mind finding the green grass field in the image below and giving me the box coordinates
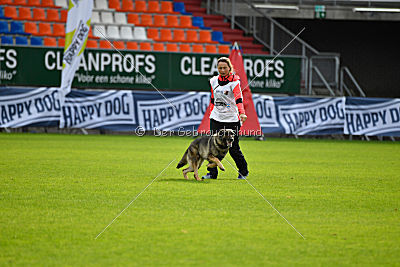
[0,133,399,266]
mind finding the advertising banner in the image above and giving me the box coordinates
[135,91,209,131]
[344,97,400,136]
[60,0,93,99]
[0,87,60,128]
[275,97,345,135]
[0,46,302,94]
[1,87,399,137]
[252,94,281,133]
[61,90,135,130]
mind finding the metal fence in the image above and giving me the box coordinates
[206,0,367,96]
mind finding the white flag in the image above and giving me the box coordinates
[60,0,93,102]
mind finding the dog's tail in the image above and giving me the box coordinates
[176,149,188,169]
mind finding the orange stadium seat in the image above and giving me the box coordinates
[60,9,67,22]
[58,38,64,47]
[218,45,230,54]
[86,39,98,48]
[139,14,152,26]
[192,44,204,53]
[38,22,52,35]
[134,0,147,12]
[52,23,65,36]
[179,16,193,28]
[166,15,179,27]
[139,42,152,51]
[113,41,125,49]
[146,28,158,40]
[13,0,27,5]
[198,31,214,43]
[0,0,13,4]
[44,37,57,46]
[18,7,33,20]
[160,1,175,14]
[147,1,159,13]
[159,29,172,42]
[27,0,40,6]
[205,45,217,53]
[109,0,120,10]
[99,40,111,49]
[46,9,60,21]
[24,21,38,34]
[33,8,46,21]
[166,43,178,52]
[4,6,18,19]
[127,13,139,24]
[153,43,165,51]
[179,43,191,52]
[153,15,165,27]
[126,41,138,50]
[185,30,198,42]
[121,0,133,11]
[172,29,185,42]
[41,0,57,8]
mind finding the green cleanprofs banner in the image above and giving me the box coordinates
[0,46,301,94]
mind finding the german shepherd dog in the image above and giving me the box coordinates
[176,129,235,180]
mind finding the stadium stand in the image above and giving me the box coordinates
[30,36,43,45]
[1,34,13,44]
[126,40,138,49]
[57,37,63,46]
[10,21,29,34]
[0,0,256,54]
[43,36,56,46]
[179,43,191,52]
[166,42,178,52]
[15,35,28,44]
[139,42,151,50]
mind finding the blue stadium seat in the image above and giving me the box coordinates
[16,36,28,45]
[0,21,9,34]
[30,36,43,46]
[0,6,11,20]
[173,2,191,15]
[212,31,231,44]
[192,17,211,30]
[1,36,14,45]
[10,21,30,35]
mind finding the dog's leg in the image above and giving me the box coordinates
[182,168,189,179]
[193,159,203,181]
[182,163,194,180]
[208,155,225,171]
[193,165,201,181]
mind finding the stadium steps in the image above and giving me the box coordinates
[174,0,269,55]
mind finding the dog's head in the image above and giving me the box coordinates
[217,129,235,148]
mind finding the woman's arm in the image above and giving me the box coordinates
[233,82,247,123]
[233,82,245,115]
[210,82,215,112]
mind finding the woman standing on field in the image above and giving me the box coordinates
[202,57,249,180]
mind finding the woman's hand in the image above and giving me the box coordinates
[239,114,247,123]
